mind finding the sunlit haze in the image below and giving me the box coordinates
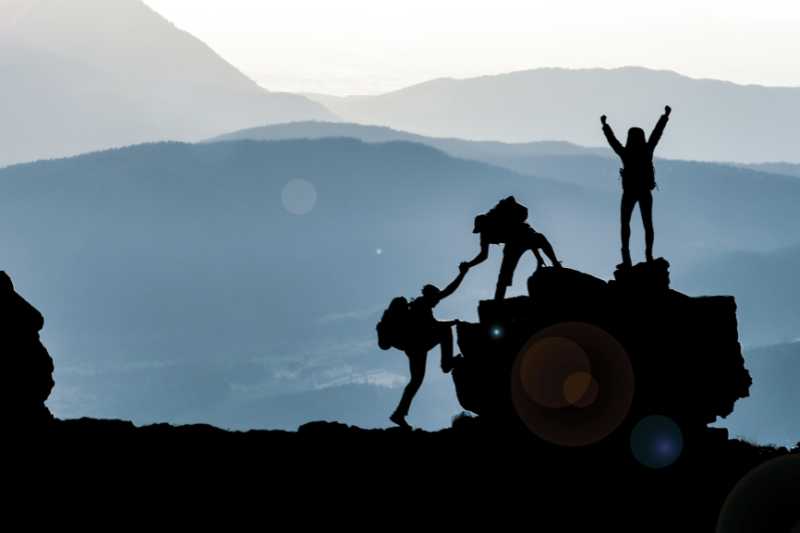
[142,0,800,95]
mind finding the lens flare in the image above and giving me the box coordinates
[563,371,599,408]
[281,178,317,215]
[717,454,800,533]
[630,415,683,469]
[511,322,634,447]
[519,336,590,409]
[490,325,504,339]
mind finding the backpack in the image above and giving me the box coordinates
[376,297,411,351]
[482,196,529,241]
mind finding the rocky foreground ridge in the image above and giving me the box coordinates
[3,269,797,530]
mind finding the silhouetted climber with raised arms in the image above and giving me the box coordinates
[377,262,470,429]
[466,196,562,300]
[601,106,671,267]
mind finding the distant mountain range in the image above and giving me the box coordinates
[209,121,611,160]
[211,121,800,346]
[2,137,799,437]
[5,1,799,171]
[674,245,800,347]
[306,67,800,163]
[0,0,333,167]
[4,2,798,170]
[739,162,800,179]
[718,342,800,447]
[212,121,800,182]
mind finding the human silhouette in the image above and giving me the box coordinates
[383,263,470,429]
[466,196,561,300]
[601,106,671,267]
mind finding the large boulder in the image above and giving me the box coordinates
[453,260,751,441]
[0,272,54,426]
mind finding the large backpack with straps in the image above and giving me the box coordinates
[482,196,529,241]
[376,296,412,351]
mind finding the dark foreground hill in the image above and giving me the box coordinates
[6,268,799,529]
[27,417,798,531]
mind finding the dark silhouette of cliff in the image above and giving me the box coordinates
[1,272,54,426]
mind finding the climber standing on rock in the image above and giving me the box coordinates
[601,105,671,268]
[377,263,470,429]
[466,196,562,301]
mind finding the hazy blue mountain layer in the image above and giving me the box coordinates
[1,138,797,440]
[307,67,800,163]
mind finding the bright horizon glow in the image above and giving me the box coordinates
[141,0,800,96]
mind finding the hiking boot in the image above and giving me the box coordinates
[390,412,412,430]
[619,248,633,269]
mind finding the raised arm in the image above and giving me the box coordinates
[601,115,624,157]
[648,105,671,150]
[437,263,469,302]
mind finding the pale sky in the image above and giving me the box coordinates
[143,0,800,96]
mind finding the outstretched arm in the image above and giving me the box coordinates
[437,263,469,302]
[466,235,490,268]
[648,105,671,150]
[601,115,624,157]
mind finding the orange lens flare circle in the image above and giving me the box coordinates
[511,322,634,447]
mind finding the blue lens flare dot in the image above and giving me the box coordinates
[490,325,504,339]
[630,415,684,469]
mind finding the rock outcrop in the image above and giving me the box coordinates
[0,272,54,426]
[453,259,752,442]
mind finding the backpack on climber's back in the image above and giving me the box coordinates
[480,196,529,241]
[377,297,411,351]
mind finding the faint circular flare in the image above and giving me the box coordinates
[563,371,599,408]
[281,178,317,215]
[630,415,683,468]
[717,455,800,533]
[519,336,591,408]
[511,322,634,447]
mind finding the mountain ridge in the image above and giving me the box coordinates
[305,66,800,163]
[0,0,335,167]
[2,137,798,439]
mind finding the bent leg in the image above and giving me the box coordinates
[640,191,654,261]
[393,351,427,419]
[620,192,637,265]
[435,323,454,372]
[496,245,524,300]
